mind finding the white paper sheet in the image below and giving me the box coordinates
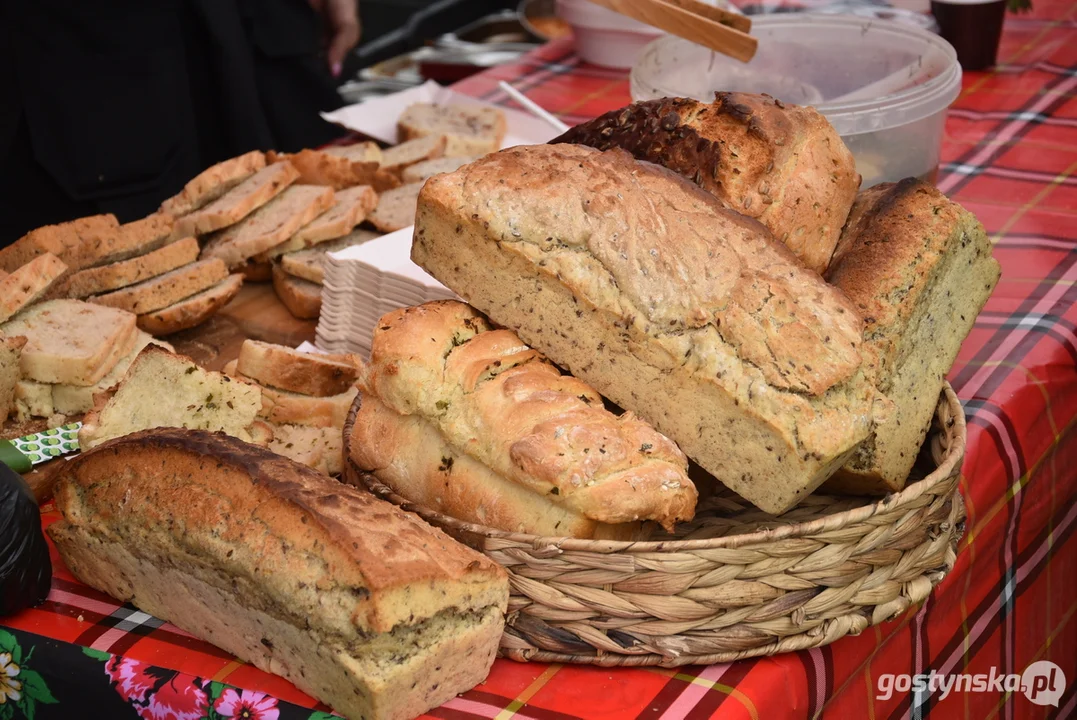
[321,80,561,148]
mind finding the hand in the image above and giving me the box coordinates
[309,0,361,77]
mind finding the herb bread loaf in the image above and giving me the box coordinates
[823,179,1001,493]
[49,429,509,720]
[347,300,696,537]
[413,144,877,514]
[554,93,860,274]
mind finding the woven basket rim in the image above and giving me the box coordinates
[343,382,965,553]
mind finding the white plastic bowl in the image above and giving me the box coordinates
[556,0,664,69]
[630,15,961,186]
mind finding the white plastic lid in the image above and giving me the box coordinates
[631,15,961,136]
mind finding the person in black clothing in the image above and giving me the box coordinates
[0,0,361,248]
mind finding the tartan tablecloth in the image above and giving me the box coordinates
[3,2,1076,719]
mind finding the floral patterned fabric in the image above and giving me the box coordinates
[0,628,336,720]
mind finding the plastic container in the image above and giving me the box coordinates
[555,0,664,69]
[630,15,961,187]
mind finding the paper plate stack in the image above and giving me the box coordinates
[315,227,457,356]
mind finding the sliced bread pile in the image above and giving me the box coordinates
[1,204,243,336]
[267,103,499,320]
[0,298,175,425]
[223,339,362,475]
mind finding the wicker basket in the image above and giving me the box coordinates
[343,383,966,667]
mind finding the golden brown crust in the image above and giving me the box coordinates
[237,339,362,397]
[52,427,507,634]
[554,93,860,274]
[136,274,244,336]
[268,149,400,192]
[58,237,201,298]
[0,253,69,323]
[363,300,696,531]
[272,263,321,319]
[0,214,119,273]
[161,151,267,217]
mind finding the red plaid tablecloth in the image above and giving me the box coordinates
[4,2,1076,719]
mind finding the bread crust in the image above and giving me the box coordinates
[73,212,175,270]
[0,214,118,273]
[361,300,696,531]
[136,274,244,336]
[0,253,69,323]
[59,237,200,299]
[161,150,267,217]
[49,427,508,720]
[554,93,860,274]
[413,144,875,514]
[90,258,228,315]
[272,263,321,319]
[267,149,400,192]
[823,179,1001,492]
[175,163,299,238]
[237,339,362,397]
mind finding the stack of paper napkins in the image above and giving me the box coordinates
[316,227,457,357]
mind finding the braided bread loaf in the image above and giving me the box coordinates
[346,300,697,538]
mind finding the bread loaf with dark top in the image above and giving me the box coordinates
[554,93,860,274]
[413,144,877,514]
[50,429,509,720]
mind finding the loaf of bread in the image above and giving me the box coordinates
[347,300,696,537]
[78,346,266,450]
[49,428,509,720]
[554,93,860,274]
[823,179,1001,493]
[413,145,877,515]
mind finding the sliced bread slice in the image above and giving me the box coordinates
[73,212,175,270]
[401,155,480,183]
[161,150,267,217]
[378,135,447,175]
[256,381,357,429]
[174,162,299,238]
[258,185,377,260]
[236,339,362,396]
[89,258,228,315]
[0,253,69,323]
[322,141,383,164]
[201,185,336,268]
[368,182,424,232]
[1,299,137,385]
[137,274,244,336]
[78,345,264,450]
[271,263,321,319]
[0,334,27,423]
[267,422,344,475]
[267,149,400,192]
[52,331,173,415]
[280,229,380,284]
[398,103,505,157]
[14,379,53,421]
[0,214,118,273]
[59,236,200,299]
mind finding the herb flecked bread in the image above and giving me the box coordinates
[554,93,860,274]
[346,300,696,538]
[49,428,509,720]
[413,144,877,515]
[78,346,266,450]
[823,179,1001,493]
